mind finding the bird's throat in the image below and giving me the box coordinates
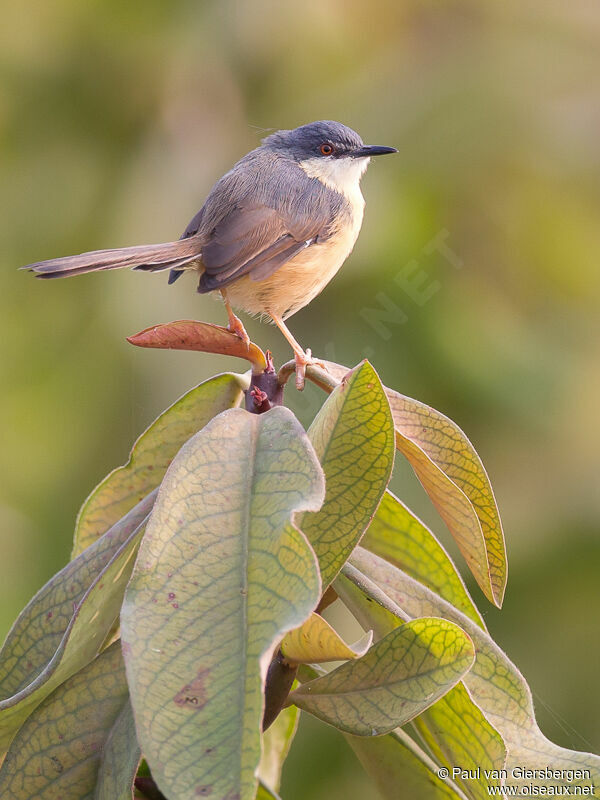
[298,156,368,205]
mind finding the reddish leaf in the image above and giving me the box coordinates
[127,320,267,374]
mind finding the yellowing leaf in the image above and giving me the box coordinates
[363,491,485,629]
[0,505,148,751]
[121,407,324,800]
[289,618,475,736]
[415,682,506,800]
[309,361,507,607]
[280,612,372,664]
[346,729,465,800]
[72,372,246,556]
[0,643,138,800]
[385,388,506,608]
[299,360,395,589]
[256,780,282,799]
[342,549,600,792]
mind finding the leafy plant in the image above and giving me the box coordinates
[0,320,597,800]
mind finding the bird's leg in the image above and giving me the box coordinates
[220,290,250,347]
[270,313,323,390]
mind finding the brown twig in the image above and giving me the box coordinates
[134,776,169,800]
[262,648,298,731]
[245,351,284,414]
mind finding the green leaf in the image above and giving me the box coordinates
[95,699,141,800]
[121,407,324,800]
[0,508,147,753]
[299,360,395,589]
[313,362,507,607]
[346,728,465,800]
[414,683,506,800]
[280,613,372,664]
[342,549,600,791]
[288,618,475,736]
[258,703,298,793]
[0,493,153,702]
[363,491,485,629]
[0,642,138,799]
[256,780,282,799]
[72,372,246,556]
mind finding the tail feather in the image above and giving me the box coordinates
[21,238,202,280]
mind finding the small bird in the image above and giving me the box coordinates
[22,120,396,382]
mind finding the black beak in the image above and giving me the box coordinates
[351,144,398,158]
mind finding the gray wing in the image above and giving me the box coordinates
[197,202,327,293]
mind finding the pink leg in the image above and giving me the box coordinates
[221,290,250,348]
[269,312,323,390]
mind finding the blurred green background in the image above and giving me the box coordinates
[1,1,599,796]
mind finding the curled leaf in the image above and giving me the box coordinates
[280,612,372,664]
[127,319,267,373]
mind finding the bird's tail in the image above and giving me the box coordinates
[21,238,202,279]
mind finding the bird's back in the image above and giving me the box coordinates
[189,146,348,242]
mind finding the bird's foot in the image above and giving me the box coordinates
[226,312,251,349]
[294,348,327,390]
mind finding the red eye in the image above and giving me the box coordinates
[320,143,334,156]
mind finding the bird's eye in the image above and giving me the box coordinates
[320,143,334,156]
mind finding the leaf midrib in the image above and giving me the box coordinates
[237,413,261,790]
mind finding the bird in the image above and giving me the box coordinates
[21,120,396,384]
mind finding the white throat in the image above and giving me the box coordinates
[299,156,369,203]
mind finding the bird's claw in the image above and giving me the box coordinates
[294,348,327,390]
[227,316,251,348]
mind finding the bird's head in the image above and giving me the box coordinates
[262,120,397,196]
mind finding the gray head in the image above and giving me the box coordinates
[262,120,397,162]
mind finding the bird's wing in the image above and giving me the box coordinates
[197,202,330,293]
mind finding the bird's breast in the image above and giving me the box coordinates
[225,197,364,320]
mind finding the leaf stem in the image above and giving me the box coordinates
[305,364,339,393]
[277,361,340,394]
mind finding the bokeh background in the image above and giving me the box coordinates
[1,1,599,797]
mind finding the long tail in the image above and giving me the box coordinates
[21,237,202,279]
